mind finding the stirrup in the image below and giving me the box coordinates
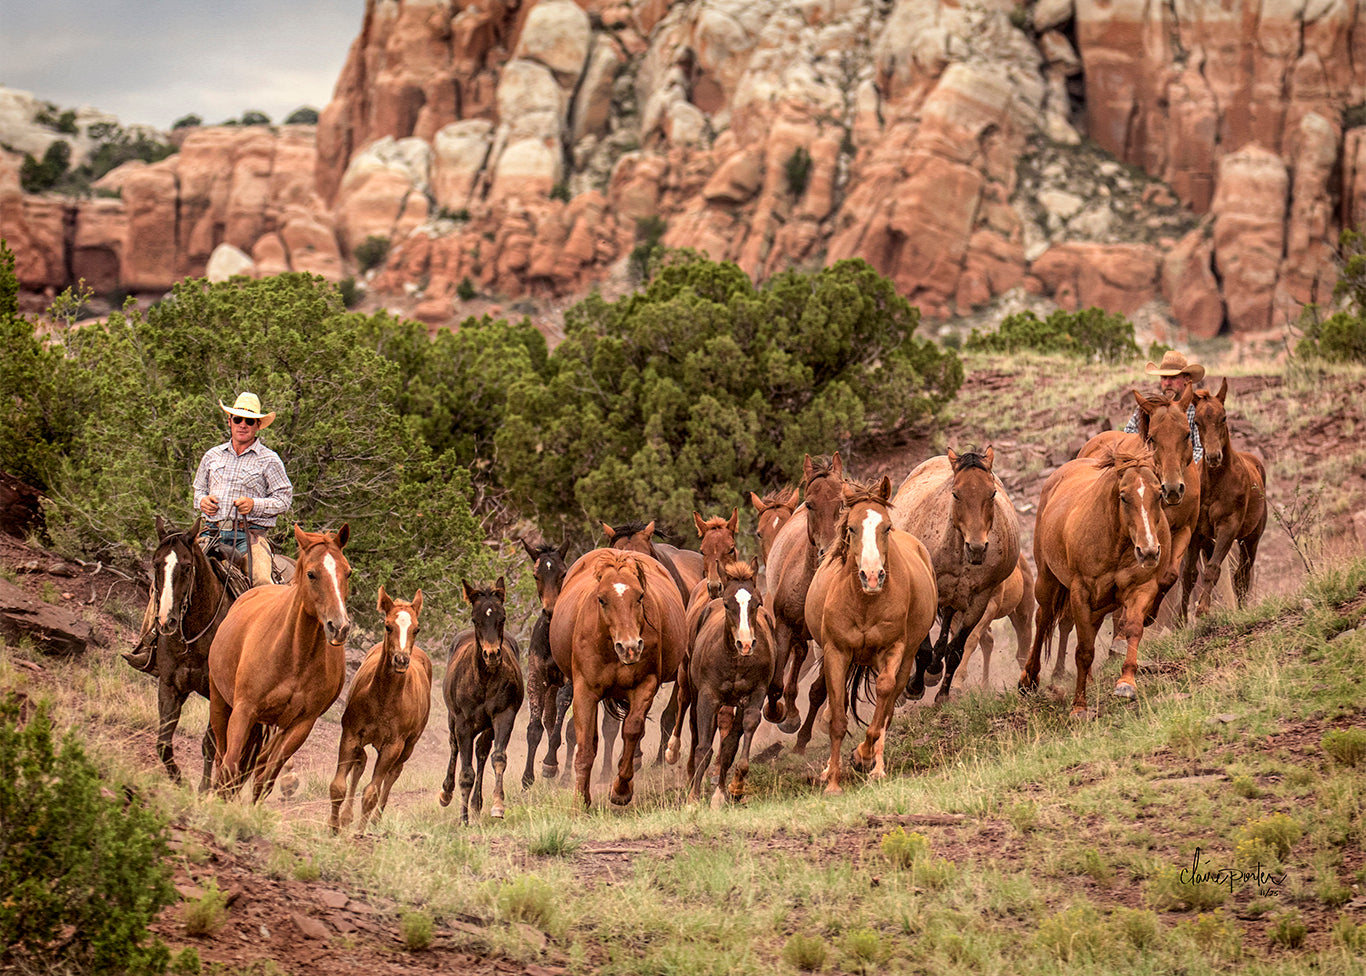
[122,645,157,674]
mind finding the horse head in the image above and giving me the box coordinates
[522,538,570,614]
[462,578,507,669]
[293,523,352,646]
[593,551,650,665]
[719,562,762,657]
[802,452,845,559]
[1192,378,1230,469]
[152,514,204,636]
[604,520,656,557]
[1108,451,1165,569]
[749,485,800,563]
[836,476,894,594]
[695,508,740,598]
[377,585,423,674]
[1134,386,1195,505]
[947,447,997,565]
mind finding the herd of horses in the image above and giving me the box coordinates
[134,379,1267,824]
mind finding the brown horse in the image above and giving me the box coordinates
[959,551,1035,691]
[143,514,233,788]
[519,539,574,788]
[666,561,775,807]
[1182,379,1268,616]
[1019,448,1168,714]
[764,453,846,735]
[330,587,432,834]
[440,579,525,824]
[209,524,352,800]
[889,448,1020,704]
[1077,387,1200,617]
[549,547,687,808]
[749,486,800,567]
[804,479,938,794]
[692,508,740,601]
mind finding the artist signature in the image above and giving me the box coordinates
[1180,847,1286,895]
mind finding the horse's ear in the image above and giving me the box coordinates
[520,537,537,560]
[1177,383,1196,410]
[558,538,571,560]
[461,579,475,606]
[802,454,815,483]
[877,475,893,501]
[1217,377,1228,403]
[643,519,656,538]
[335,523,349,548]
[1133,389,1156,414]
[156,515,168,539]
[831,451,843,480]
[293,523,307,551]
[189,514,203,540]
[495,576,506,603]
[983,445,995,470]
[727,507,739,533]
[601,521,616,541]
[946,448,959,466]
[783,485,800,508]
[411,589,423,616]
[749,491,764,512]
[377,585,392,615]
[694,511,707,537]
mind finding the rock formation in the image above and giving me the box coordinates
[3,0,1364,336]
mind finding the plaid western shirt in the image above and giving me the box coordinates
[192,439,293,530]
[1123,404,1204,464]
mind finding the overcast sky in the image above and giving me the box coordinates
[0,1,360,130]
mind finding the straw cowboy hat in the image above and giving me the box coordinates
[1144,350,1205,385]
[219,392,276,431]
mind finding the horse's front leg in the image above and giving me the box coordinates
[439,713,458,807]
[793,668,827,755]
[1114,584,1156,702]
[522,666,548,789]
[936,598,990,704]
[251,718,318,803]
[329,728,365,833]
[544,682,572,780]
[853,647,906,779]
[925,608,954,680]
[665,662,691,766]
[905,633,935,700]
[821,649,852,795]
[727,690,765,802]
[654,682,679,765]
[199,723,216,793]
[611,676,658,807]
[689,689,720,803]
[1067,592,1100,717]
[472,727,493,815]
[155,677,187,784]
[1195,520,1239,616]
[488,705,517,819]
[570,684,600,808]
[359,739,405,833]
[765,614,794,728]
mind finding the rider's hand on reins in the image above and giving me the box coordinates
[233,497,255,515]
[200,495,219,517]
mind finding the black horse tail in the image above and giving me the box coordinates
[602,696,629,722]
[846,664,876,727]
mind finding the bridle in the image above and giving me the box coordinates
[158,537,229,648]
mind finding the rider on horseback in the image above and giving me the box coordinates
[124,392,293,673]
[1122,349,1205,464]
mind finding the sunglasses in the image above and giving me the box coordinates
[231,416,259,426]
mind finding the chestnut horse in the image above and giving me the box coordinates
[330,587,432,834]
[440,579,525,824]
[1182,379,1268,616]
[749,486,800,567]
[519,539,574,788]
[804,479,937,794]
[666,561,775,807]
[209,524,352,800]
[1019,448,1168,714]
[549,548,687,808]
[142,514,233,788]
[959,551,1035,691]
[764,453,846,735]
[890,448,1020,704]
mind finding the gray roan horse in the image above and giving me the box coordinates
[141,514,238,788]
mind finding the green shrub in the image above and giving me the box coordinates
[1333,914,1366,952]
[840,927,886,973]
[1146,863,1227,911]
[1034,904,1109,963]
[781,932,828,971]
[172,114,203,130]
[879,826,930,867]
[457,276,477,301]
[1268,910,1308,948]
[0,695,174,975]
[495,875,556,928]
[1322,727,1366,766]
[284,107,319,125]
[785,146,813,197]
[550,182,571,202]
[337,276,361,308]
[1174,912,1242,962]
[399,910,434,950]
[1298,229,1366,363]
[170,946,201,974]
[965,307,1141,363]
[355,235,390,273]
[629,215,668,282]
[1234,813,1303,863]
[182,880,229,937]
[1111,907,1161,949]
[527,823,580,857]
[1007,800,1038,833]
[239,110,271,126]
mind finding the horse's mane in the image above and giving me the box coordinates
[802,456,838,488]
[721,560,757,586]
[759,486,798,509]
[608,520,655,541]
[1093,444,1156,473]
[951,451,991,473]
[829,480,894,564]
[526,541,559,558]
[697,514,732,532]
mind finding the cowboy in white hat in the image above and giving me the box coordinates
[124,392,293,673]
[1122,350,1205,463]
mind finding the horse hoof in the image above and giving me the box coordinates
[933,687,950,706]
[665,740,679,766]
[778,713,802,735]
[823,783,844,796]
[710,790,725,811]
[438,790,452,807]
[905,681,927,701]
[609,789,633,807]
[540,763,559,780]
[791,742,807,756]
[521,775,535,791]
[763,701,786,724]
[1070,706,1096,720]
[491,805,505,819]
[925,661,944,680]
[1114,681,1137,700]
